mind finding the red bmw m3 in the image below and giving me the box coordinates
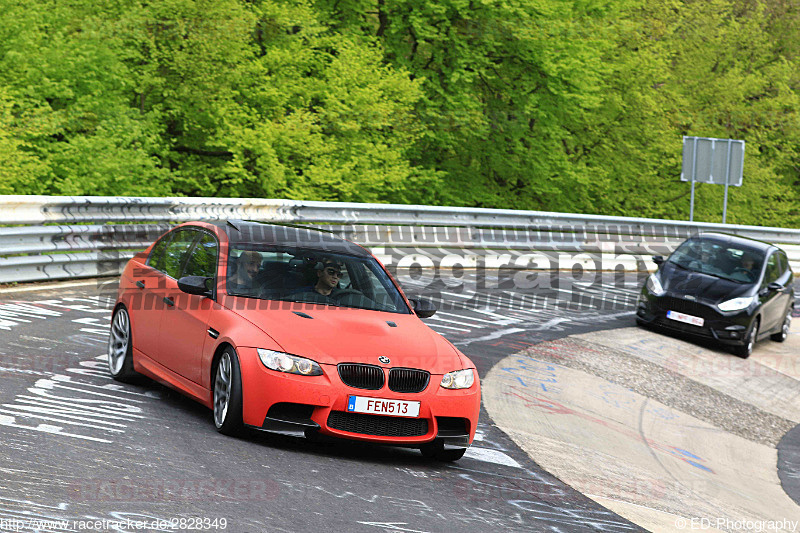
[108,220,480,461]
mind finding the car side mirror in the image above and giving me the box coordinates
[408,298,437,318]
[653,256,665,266]
[758,283,782,297]
[178,276,213,297]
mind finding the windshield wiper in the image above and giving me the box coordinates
[283,298,339,307]
[706,272,739,283]
[690,270,736,282]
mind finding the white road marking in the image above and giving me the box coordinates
[431,312,506,326]
[426,315,495,329]
[464,447,522,469]
[0,279,113,294]
[358,522,430,532]
[425,323,471,332]
[454,328,526,346]
[0,355,149,444]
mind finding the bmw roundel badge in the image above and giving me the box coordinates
[378,356,391,364]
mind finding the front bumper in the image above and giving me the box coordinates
[636,291,753,346]
[238,348,480,448]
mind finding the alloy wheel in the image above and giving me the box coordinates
[781,311,792,340]
[745,321,758,357]
[214,353,232,428]
[108,309,130,375]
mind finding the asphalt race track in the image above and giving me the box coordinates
[0,271,797,533]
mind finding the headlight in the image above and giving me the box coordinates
[717,296,755,312]
[440,369,475,389]
[257,349,323,376]
[646,274,665,296]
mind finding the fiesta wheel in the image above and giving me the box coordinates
[771,308,792,342]
[734,319,759,359]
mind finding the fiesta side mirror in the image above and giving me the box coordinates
[653,256,665,266]
[408,298,437,318]
[178,276,213,297]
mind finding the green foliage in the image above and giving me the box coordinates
[0,86,47,194]
[317,0,628,211]
[620,0,800,225]
[0,0,797,226]
[216,1,439,202]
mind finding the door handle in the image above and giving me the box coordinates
[136,280,145,289]
[163,297,174,307]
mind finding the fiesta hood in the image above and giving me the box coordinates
[659,262,754,303]
[228,303,467,374]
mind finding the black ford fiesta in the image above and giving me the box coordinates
[636,233,794,358]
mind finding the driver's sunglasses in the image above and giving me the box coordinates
[325,268,342,277]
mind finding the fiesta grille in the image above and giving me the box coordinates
[659,296,710,317]
[388,368,430,393]
[338,364,384,390]
[327,411,428,437]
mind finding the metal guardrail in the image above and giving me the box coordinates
[1,195,799,284]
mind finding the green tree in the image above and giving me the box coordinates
[0,86,47,194]
[216,1,439,202]
[0,1,173,195]
[317,0,629,212]
[585,0,800,224]
[0,0,797,227]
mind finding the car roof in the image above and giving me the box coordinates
[695,232,777,253]
[211,220,371,257]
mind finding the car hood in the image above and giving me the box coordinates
[660,263,753,303]
[229,303,466,374]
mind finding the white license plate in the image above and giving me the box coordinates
[666,310,704,327]
[347,396,420,418]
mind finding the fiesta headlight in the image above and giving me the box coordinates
[717,296,755,312]
[257,349,323,376]
[646,274,665,296]
[440,369,475,390]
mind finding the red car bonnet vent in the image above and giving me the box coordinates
[293,311,314,319]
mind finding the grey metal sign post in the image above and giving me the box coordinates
[681,136,745,223]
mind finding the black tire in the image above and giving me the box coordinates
[108,307,137,382]
[734,319,759,359]
[771,308,792,342]
[213,346,244,436]
[420,441,467,462]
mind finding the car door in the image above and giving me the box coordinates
[775,250,794,321]
[157,229,218,384]
[130,231,174,359]
[758,251,784,333]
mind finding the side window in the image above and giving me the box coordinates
[164,229,198,279]
[147,234,171,273]
[183,232,218,279]
[776,252,786,276]
[780,252,792,275]
[764,253,780,285]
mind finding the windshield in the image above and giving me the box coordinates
[667,238,764,283]
[226,245,410,314]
